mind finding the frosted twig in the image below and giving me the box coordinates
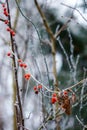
[80,68,87,109]
[54,18,71,38]
[31,74,87,95]
[64,78,87,91]
[31,74,60,93]
[57,37,72,70]
[67,28,79,83]
[61,3,87,23]
[76,115,87,129]
[15,0,41,42]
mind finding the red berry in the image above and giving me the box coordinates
[51,97,57,104]
[52,93,57,97]
[33,86,37,91]
[7,52,11,56]
[37,85,42,89]
[18,59,22,63]
[24,73,31,80]
[4,10,9,16]
[19,63,24,67]
[23,63,27,68]
[2,4,5,8]
[63,90,68,96]
[4,20,9,24]
[3,8,6,12]
[35,90,38,94]
[6,27,11,32]
[11,30,15,36]
[33,86,38,94]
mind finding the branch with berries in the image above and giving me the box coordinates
[1,1,87,130]
[1,1,24,130]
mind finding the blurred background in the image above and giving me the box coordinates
[0,0,87,130]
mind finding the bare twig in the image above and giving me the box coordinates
[64,78,87,91]
[15,0,41,42]
[54,18,71,38]
[0,18,5,22]
[61,3,87,22]
[76,115,87,129]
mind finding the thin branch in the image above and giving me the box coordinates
[76,115,87,128]
[31,73,87,94]
[31,74,58,93]
[41,39,51,46]
[54,18,71,38]
[38,115,53,130]
[13,0,21,30]
[15,0,41,42]
[64,78,87,91]
[38,110,63,130]
[61,3,87,23]
[0,18,5,22]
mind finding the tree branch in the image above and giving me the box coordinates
[61,3,87,23]
[6,0,24,130]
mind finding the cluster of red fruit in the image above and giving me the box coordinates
[18,59,31,80]
[51,93,57,104]
[7,53,31,80]
[2,3,15,36]
[24,73,31,80]
[6,27,15,36]
[33,85,42,94]
[18,59,27,69]
[51,90,68,104]
[2,3,9,17]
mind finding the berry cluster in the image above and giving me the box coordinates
[18,59,31,80]
[2,3,15,36]
[2,3,9,17]
[51,93,57,104]
[17,59,27,69]
[7,52,30,80]
[6,27,15,36]
[33,85,42,94]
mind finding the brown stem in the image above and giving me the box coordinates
[6,0,24,130]
[34,0,55,41]
[14,104,20,130]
